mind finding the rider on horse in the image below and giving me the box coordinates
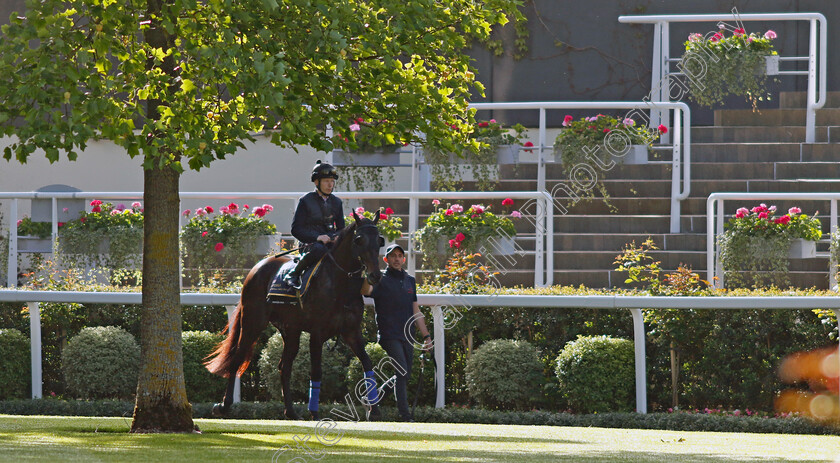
[284,160,346,289]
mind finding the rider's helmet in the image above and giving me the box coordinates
[311,160,339,182]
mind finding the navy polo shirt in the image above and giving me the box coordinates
[370,267,417,342]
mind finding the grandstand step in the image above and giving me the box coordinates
[779,91,840,109]
[715,108,840,127]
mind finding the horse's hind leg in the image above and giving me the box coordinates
[280,329,302,420]
[342,331,382,421]
[307,333,324,420]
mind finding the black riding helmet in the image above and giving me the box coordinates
[311,160,339,182]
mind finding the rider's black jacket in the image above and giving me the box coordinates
[290,191,346,244]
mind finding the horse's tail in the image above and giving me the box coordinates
[204,301,255,378]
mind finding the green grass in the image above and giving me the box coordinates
[0,415,838,462]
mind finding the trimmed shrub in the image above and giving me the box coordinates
[259,332,349,403]
[0,329,29,399]
[182,330,226,403]
[555,335,635,413]
[465,339,544,410]
[61,326,140,399]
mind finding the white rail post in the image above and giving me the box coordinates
[629,308,647,414]
[831,200,838,289]
[432,305,445,408]
[649,22,663,132]
[716,198,725,289]
[659,21,671,145]
[224,304,241,403]
[8,199,18,287]
[29,302,42,399]
[670,107,682,233]
[806,18,818,143]
[51,198,58,254]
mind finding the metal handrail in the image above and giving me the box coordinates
[706,192,840,289]
[2,289,838,414]
[619,12,827,143]
[1,190,552,287]
[466,101,691,234]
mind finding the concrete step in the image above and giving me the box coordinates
[780,91,840,109]
[715,108,840,127]
[551,214,700,234]
[690,126,840,143]
[553,233,706,252]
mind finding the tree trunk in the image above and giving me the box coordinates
[130,164,193,433]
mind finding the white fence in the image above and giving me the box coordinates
[707,192,840,289]
[619,12,827,143]
[1,289,838,414]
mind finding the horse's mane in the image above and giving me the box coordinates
[333,216,374,248]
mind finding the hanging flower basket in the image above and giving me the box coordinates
[554,144,648,165]
[788,238,816,259]
[17,236,52,253]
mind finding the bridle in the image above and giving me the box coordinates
[325,223,382,280]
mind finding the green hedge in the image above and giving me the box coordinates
[182,330,227,403]
[61,326,140,400]
[0,329,29,399]
[465,339,543,410]
[555,335,635,413]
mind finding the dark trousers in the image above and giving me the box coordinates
[291,242,329,275]
[379,338,414,418]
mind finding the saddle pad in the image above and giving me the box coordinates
[266,256,323,301]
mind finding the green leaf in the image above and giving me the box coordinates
[180,79,196,93]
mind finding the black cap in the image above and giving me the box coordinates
[384,243,405,257]
[311,160,339,182]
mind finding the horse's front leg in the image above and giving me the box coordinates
[342,330,382,421]
[280,330,302,420]
[308,333,324,420]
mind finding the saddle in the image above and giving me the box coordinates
[266,256,324,303]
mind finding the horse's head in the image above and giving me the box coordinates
[350,210,384,285]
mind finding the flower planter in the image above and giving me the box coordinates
[764,55,780,76]
[495,145,520,164]
[332,149,402,167]
[554,144,648,165]
[17,236,52,253]
[788,238,816,259]
[435,234,515,255]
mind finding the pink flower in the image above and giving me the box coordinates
[385,207,394,215]
[115,203,125,211]
[182,209,191,217]
[489,119,496,123]
[455,233,466,242]
[734,27,745,36]
[764,30,777,40]
[202,231,208,237]
[502,198,514,206]
[131,202,142,209]
[215,242,225,252]
[432,199,441,206]
[751,204,767,213]
[58,222,65,227]
[658,124,668,134]
[195,207,206,217]
[562,115,573,127]
[243,204,249,210]
[758,212,768,219]
[688,33,702,42]
[16,219,22,227]
[62,207,69,213]
[449,239,460,249]
[205,206,214,213]
[227,202,240,214]
[622,118,635,126]
[523,141,534,152]
[90,200,102,206]
[110,209,119,215]
[220,206,229,215]
[355,207,365,215]
[735,207,749,218]
[471,205,484,214]
[349,123,361,132]
[450,204,463,213]
[262,204,274,212]
[445,209,454,216]
[91,206,101,213]
[511,211,522,218]
[788,206,801,215]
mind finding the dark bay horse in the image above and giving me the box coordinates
[205,212,384,420]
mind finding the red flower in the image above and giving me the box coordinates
[478,121,489,128]
[380,213,388,220]
[449,239,460,249]
[758,212,768,219]
[502,198,514,206]
[228,202,238,210]
[385,207,394,215]
[215,242,225,252]
[254,207,267,218]
[603,128,611,133]
[523,141,534,152]
[455,232,466,242]
[80,217,86,223]
[205,206,214,213]
[243,204,249,210]
[90,200,102,206]
[658,124,668,134]
[445,209,454,216]
[202,231,208,237]
[776,215,791,225]
[58,222,65,227]
[91,206,101,213]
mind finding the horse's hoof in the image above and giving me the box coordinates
[310,410,320,421]
[285,409,302,420]
[366,405,382,422]
[211,403,228,417]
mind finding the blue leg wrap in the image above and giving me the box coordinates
[308,380,321,412]
[364,370,379,405]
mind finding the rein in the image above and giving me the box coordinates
[325,223,379,279]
